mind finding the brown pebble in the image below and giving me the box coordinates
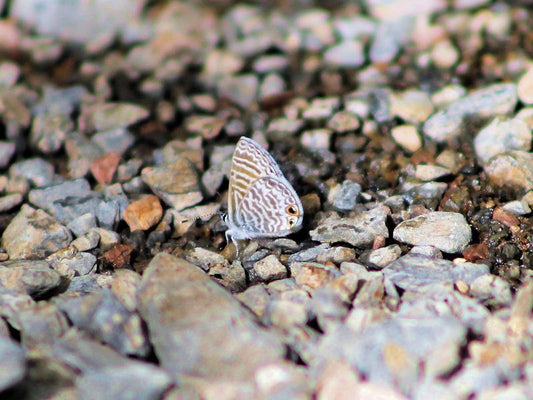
[90,152,121,184]
[123,195,163,231]
[492,207,519,229]
[462,243,490,263]
[102,243,134,269]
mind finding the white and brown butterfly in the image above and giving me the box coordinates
[224,137,303,250]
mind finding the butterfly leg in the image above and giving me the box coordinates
[225,230,241,257]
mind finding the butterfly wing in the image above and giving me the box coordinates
[227,137,284,230]
[235,176,304,238]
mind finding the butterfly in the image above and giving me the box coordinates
[224,137,304,252]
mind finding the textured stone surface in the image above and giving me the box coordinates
[141,159,203,211]
[310,206,389,248]
[137,253,286,396]
[383,255,490,291]
[393,212,472,253]
[0,260,63,297]
[1,205,72,259]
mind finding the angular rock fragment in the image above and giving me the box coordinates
[137,253,287,397]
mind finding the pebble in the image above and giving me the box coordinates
[91,227,120,249]
[189,94,216,113]
[324,40,365,68]
[517,66,533,104]
[253,254,287,282]
[289,243,349,264]
[30,113,72,154]
[311,206,389,248]
[67,213,97,237]
[202,49,244,79]
[57,288,150,357]
[333,15,376,40]
[312,287,350,331]
[414,164,452,181]
[202,167,225,198]
[366,0,447,19]
[384,255,489,291]
[327,180,362,211]
[344,96,370,118]
[0,141,15,168]
[77,363,171,400]
[16,301,69,347]
[327,110,360,133]
[391,125,422,153]
[266,298,309,329]
[258,73,287,101]
[474,117,532,164]
[424,83,518,141]
[468,274,513,307]
[252,55,289,74]
[110,269,141,312]
[515,107,533,129]
[228,33,276,58]
[0,336,25,392]
[301,129,332,151]
[365,244,402,269]
[137,253,286,396]
[184,247,230,273]
[141,158,203,211]
[0,259,62,297]
[390,90,434,124]
[47,248,97,276]
[32,85,87,116]
[0,61,20,86]
[289,261,341,289]
[71,230,100,251]
[502,200,531,215]
[1,204,72,259]
[267,117,304,136]
[116,158,143,182]
[92,128,135,156]
[485,150,533,190]
[29,179,103,225]
[12,0,144,48]
[52,328,170,399]
[90,152,121,184]
[216,74,259,109]
[370,19,413,64]
[122,195,163,232]
[0,193,23,212]
[235,284,270,319]
[9,158,56,187]
[431,39,460,69]
[408,245,442,258]
[161,137,204,169]
[302,97,340,120]
[393,211,472,253]
[184,115,226,139]
[431,84,467,109]
[317,315,465,397]
[83,102,149,132]
[65,133,104,178]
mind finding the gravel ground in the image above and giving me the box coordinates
[0,0,533,399]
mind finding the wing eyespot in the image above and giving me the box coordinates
[286,205,298,216]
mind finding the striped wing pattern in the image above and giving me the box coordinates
[226,137,303,244]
